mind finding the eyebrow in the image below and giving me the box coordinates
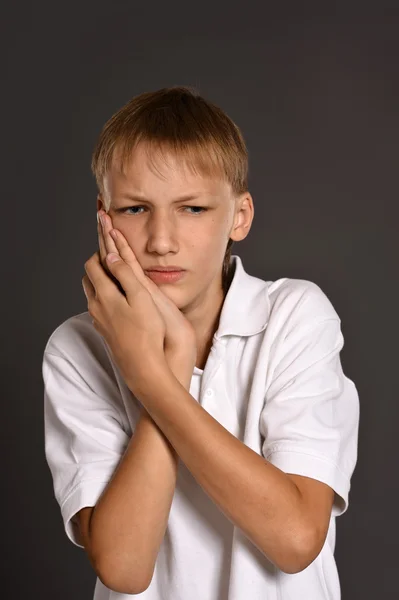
[116,193,204,205]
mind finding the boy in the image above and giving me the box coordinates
[43,86,359,599]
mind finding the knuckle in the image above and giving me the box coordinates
[96,289,112,305]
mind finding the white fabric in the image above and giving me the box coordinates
[43,254,359,599]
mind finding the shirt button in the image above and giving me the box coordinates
[205,389,214,397]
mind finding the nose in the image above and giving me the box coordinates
[145,213,179,254]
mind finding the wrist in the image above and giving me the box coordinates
[126,350,168,398]
[165,353,195,389]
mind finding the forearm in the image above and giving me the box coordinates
[133,366,311,575]
[90,358,192,594]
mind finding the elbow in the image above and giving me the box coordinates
[281,527,324,575]
[258,530,322,575]
[279,554,315,575]
[96,556,153,595]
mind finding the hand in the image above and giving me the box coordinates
[96,208,197,365]
[82,247,167,398]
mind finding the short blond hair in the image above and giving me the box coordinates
[91,85,249,291]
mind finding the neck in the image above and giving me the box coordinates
[194,262,234,369]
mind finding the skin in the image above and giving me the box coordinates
[96,142,255,368]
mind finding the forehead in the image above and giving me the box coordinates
[105,142,231,197]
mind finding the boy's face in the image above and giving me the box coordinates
[98,143,250,314]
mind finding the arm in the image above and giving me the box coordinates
[81,353,192,595]
[126,363,332,576]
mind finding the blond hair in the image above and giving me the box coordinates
[91,85,249,293]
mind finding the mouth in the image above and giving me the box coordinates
[144,270,186,283]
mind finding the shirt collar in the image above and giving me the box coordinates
[215,254,271,341]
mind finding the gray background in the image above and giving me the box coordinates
[3,1,398,598]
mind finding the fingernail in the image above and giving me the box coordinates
[107,252,120,263]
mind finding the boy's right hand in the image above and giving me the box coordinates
[97,208,197,374]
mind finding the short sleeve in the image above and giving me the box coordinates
[43,350,131,548]
[260,316,360,518]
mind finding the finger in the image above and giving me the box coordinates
[109,227,159,295]
[97,211,129,296]
[82,274,101,329]
[105,251,143,304]
[85,251,124,301]
[99,210,119,258]
[97,211,119,276]
[97,215,108,268]
[82,273,95,300]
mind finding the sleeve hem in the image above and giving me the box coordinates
[60,479,112,548]
[264,448,351,517]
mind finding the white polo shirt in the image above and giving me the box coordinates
[43,254,359,600]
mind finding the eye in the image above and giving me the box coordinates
[118,206,208,216]
[185,206,207,215]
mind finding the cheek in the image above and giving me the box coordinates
[112,222,137,249]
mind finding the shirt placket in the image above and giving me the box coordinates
[199,338,240,437]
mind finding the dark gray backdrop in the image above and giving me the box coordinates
[3,1,398,598]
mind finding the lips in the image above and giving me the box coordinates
[145,270,186,283]
[147,269,183,272]
[145,268,184,272]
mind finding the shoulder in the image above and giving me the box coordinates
[42,311,113,386]
[42,311,129,428]
[43,310,103,359]
[266,277,341,328]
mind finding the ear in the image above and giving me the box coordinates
[96,193,105,213]
[229,192,254,243]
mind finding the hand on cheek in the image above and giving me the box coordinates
[97,210,120,270]
[97,210,126,295]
